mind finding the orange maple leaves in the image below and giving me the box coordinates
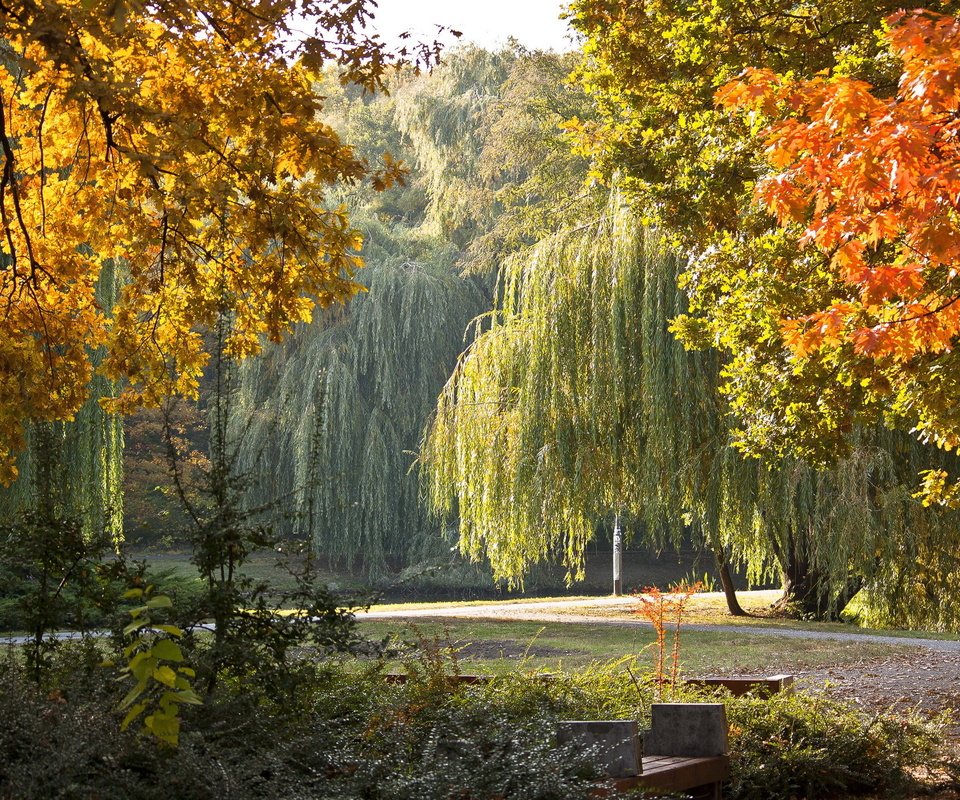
[718,10,960,362]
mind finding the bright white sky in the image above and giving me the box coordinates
[365,0,576,53]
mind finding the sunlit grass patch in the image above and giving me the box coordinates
[357,618,919,675]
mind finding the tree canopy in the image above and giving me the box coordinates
[229,48,526,574]
[717,10,960,503]
[419,5,960,623]
[565,0,950,465]
[0,1,438,482]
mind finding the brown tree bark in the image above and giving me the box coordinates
[769,526,859,619]
[715,547,749,616]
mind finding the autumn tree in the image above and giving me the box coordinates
[413,3,960,621]
[717,10,960,496]
[564,0,954,461]
[0,1,444,483]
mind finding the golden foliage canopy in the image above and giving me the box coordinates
[0,1,419,482]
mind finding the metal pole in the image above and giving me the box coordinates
[613,513,623,596]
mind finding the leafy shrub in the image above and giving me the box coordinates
[0,648,604,800]
[0,513,126,681]
[725,691,949,799]
[0,643,950,800]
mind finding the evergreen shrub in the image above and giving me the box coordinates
[0,647,951,800]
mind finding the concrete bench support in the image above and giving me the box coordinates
[556,720,641,778]
[644,703,728,758]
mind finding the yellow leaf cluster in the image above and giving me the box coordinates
[0,2,395,481]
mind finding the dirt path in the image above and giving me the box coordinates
[796,649,960,716]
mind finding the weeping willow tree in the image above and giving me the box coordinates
[225,48,533,576]
[232,223,484,575]
[0,259,124,541]
[391,47,514,243]
[423,191,960,625]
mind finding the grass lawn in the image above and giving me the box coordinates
[367,591,960,641]
[357,617,918,675]
[134,549,368,593]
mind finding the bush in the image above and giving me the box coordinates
[0,646,951,800]
[725,691,949,800]
[0,646,605,800]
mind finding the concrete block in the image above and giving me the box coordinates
[644,703,728,757]
[767,674,795,694]
[556,720,641,777]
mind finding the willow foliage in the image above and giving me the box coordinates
[0,260,123,540]
[233,229,484,574]
[227,49,532,576]
[392,47,514,241]
[424,192,960,626]
[424,195,721,583]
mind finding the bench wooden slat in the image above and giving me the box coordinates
[593,755,729,797]
[685,674,794,696]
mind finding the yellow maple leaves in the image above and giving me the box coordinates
[0,1,413,482]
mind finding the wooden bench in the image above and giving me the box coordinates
[383,673,497,685]
[605,755,729,799]
[572,703,730,799]
[685,673,794,697]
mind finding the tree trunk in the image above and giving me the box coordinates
[770,526,858,619]
[775,555,831,618]
[714,548,748,616]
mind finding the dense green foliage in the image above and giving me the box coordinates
[0,641,947,799]
[232,239,484,575]
[424,190,960,622]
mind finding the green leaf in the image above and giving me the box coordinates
[123,619,149,636]
[117,683,144,711]
[131,657,156,682]
[153,665,177,687]
[150,639,183,662]
[145,594,173,609]
[122,588,144,600]
[155,624,183,637]
[144,712,180,747]
[120,701,148,730]
[174,689,203,705]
